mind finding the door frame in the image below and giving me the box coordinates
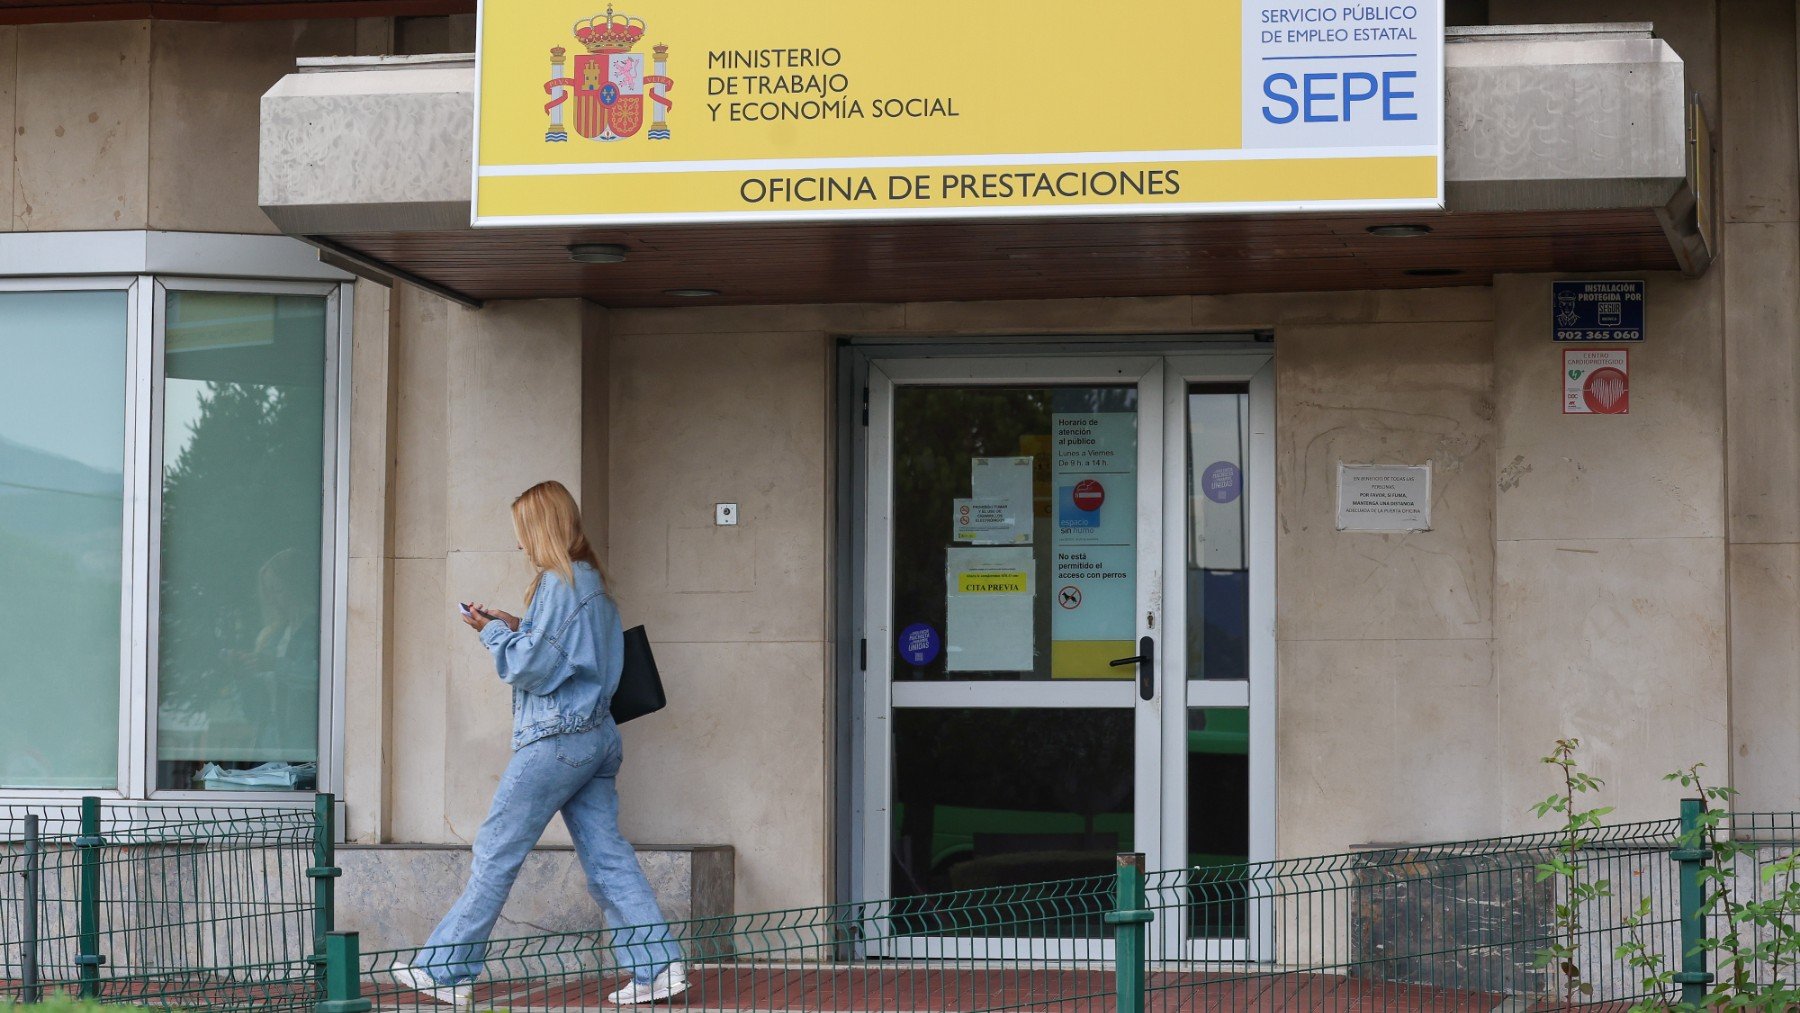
[861,355,1166,939]
[838,339,1276,960]
[1155,354,1277,962]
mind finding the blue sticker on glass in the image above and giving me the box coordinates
[1201,461,1242,504]
[897,623,941,667]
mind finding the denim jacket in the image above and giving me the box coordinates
[478,561,623,750]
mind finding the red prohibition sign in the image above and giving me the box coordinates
[1058,585,1082,609]
[1072,479,1105,511]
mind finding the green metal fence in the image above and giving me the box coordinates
[328,811,1799,1013]
[351,871,1125,1013]
[1140,818,1687,1010]
[0,794,335,1010]
[5,799,1795,1011]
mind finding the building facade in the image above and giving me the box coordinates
[2,0,1797,950]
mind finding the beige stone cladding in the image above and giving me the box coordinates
[1,19,378,233]
[2,0,1774,914]
[346,271,1773,909]
[1497,0,1800,824]
[1492,271,1730,830]
[1495,0,1799,823]
[1717,0,1800,812]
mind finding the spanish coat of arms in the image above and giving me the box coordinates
[543,5,674,142]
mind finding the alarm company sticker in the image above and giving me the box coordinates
[1564,349,1629,415]
[1553,281,1645,342]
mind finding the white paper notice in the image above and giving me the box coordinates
[953,498,1025,544]
[945,546,1035,672]
[972,456,1033,503]
[1336,464,1432,532]
[960,457,1034,544]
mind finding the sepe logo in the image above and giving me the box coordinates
[543,5,675,143]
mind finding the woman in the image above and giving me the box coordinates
[390,480,687,1006]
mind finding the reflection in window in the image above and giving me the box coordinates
[891,386,1138,682]
[1186,708,1250,937]
[0,292,127,788]
[892,707,1133,935]
[1188,386,1250,681]
[156,291,328,791]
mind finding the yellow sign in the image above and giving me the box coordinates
[473,1,1443,225]
[956,572,1030,595]
[1051,641,1136,681]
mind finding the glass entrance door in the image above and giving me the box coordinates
[859,351,1273,956]
[1156,355,1276,960]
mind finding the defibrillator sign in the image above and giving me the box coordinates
[472,0,1444,225]
[1564,350,1630,415]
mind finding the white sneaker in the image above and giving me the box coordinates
[390,961,472,1006]
[606,961,689,1005]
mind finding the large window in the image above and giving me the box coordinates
[0,291,129,789]
[0,274,348,799]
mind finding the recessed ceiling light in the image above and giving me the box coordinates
[664,288,720,298]
[567,243,628,264]
[1366,224,1433,238]
[1403,267,1463,277]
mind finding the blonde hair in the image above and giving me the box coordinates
[510,480,605,605]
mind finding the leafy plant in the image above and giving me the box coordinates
[1665,765,1800,1011]
[1616,892,1677,1010]
[1532,738,1616,1005]
[1528,742,1800,1011]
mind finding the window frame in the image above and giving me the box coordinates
[0,235,354,805]
[0,275,142,798]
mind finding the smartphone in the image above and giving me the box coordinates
[460,602,504,623]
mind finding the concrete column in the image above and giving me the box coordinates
[1492,270,1729,830]
[442,298,599,841]
[377,289,608,845]
[604,312,838,914]
[1721,0,1800,811]
[344,280,397,842]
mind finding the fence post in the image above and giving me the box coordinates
[1104,853,1152,1013]
[1672,797,1714,1005]
[308,793,342,987]
[21,813,40,1004]
[75,796,106,999]
[317,931,371,1013]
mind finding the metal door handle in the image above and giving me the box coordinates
[1109,636,1156,701]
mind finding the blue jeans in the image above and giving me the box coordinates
[415,722,681,984]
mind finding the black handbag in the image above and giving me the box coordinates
[611,625,668,724]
